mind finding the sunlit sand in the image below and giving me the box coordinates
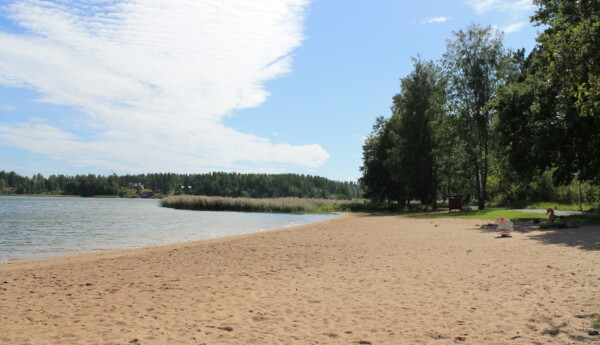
[1,214,598,344]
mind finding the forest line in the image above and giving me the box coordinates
[0,170,361,200]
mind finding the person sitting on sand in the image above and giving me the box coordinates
[495,216,513,237]
[546,208,561,224]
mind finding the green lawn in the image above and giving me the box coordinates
[402,208,600,227]
[403,208,548,221]
[513,201,599,213]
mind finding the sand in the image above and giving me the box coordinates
[1,213,598,344]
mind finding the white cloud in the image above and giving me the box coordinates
[0,0,329,173]
[423,16,450,24]
[503,21,527,33]
[0,104,17,111]
[467,0,533,15]
[466,0,534,38]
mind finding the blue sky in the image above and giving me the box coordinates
[0,0,540,181]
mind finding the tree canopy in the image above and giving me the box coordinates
[360,58,445,209]
[361,1,600,209]
[442,24,512,209]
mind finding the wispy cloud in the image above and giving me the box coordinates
[467,0,533,15]
[466,0,534,36]
[0,0,328,173]
[0,104,17,111]
[504,21,527,33]
[423,16,450,24]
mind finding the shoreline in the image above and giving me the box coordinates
[0,214,343,268]
[1,196,339,262]
[1,214,598,344]
[0,194,148,199]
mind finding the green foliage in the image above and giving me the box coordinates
[491,47,556,202]
[359,117,396,203]
[362,3,600,210]
[118,188,142,198]
[0,170,361,199]
[0,178,6,193]
[433,108,474,201]
[489,170,600,211]
[361,25,515,209]
[529,0,600,183]
[360,58,446,208]
[442,24,513,210]
[391,57,446,208]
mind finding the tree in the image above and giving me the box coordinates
[388,58,446,209]
[530,0,600,183]
[492,48,556,200]
[360,58,446,208]
[360,116,399,203]
[434,111,474,201]
[32,173,47,194]
[495,0,600,194]
[0,170,361,199]
[442,24,512,209]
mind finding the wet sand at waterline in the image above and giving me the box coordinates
[1,214,598,344]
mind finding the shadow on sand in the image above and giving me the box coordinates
[478,221,599,251]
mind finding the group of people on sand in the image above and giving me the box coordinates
[495,208,560,237]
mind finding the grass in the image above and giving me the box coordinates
[402,208,547,221]
[521,201,598,212]
[402,207,600,227]
[160,195,373,214]
[592,313,600,330]
[161,196,600,226]
[536,213,600,228]
[491,201,600,213]
[160,196,424,214]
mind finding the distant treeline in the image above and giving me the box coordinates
[0,170,362,199]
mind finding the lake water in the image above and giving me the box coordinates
[0,196,337,261]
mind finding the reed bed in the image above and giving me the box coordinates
[160,195,361,214]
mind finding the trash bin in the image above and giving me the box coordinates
[447,194,462,212]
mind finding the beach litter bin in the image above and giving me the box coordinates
[447,194,462,212]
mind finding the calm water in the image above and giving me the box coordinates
[0,196,337,261]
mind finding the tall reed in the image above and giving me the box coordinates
[160,195,360,214]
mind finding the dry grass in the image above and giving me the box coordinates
[160,195,359,214]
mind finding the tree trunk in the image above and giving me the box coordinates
[474,169,482,209]
[524,175,529,202]
[480,146,488,210]
[480,172,487,209]
[578,176,583,212]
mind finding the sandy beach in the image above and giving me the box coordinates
[1,213,598,344]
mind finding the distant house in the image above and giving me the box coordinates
[130,183,144,190]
